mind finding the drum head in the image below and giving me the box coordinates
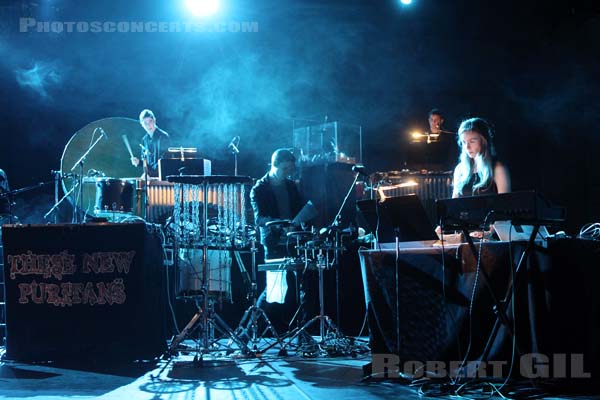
[94,178,137,216]
[60,117,145,215]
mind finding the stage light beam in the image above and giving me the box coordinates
[400,0,413,4]
[185,0,220,17]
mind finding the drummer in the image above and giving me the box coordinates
[250,148,308,260]
[130,109,171,178]
[250,149,318,339]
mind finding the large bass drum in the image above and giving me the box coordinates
[60,117,145,219]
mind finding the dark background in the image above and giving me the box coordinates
[0,0,599,233]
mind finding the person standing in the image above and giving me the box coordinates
[130,109,171,178]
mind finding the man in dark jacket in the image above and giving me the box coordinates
[250,148,304,259]
[130,109,171,178]
[250,149,319,337]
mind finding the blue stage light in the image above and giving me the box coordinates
[400,0,413,5]
[185,0,220,17]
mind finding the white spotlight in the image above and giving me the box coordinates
[400,0,413,4]
[186,0,220,17]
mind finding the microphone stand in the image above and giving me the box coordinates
[69,130,105,223]
[325,168,362,329]
[52,170,60,224]
[44,174,78,221]
[229,142,240,176]
[1,180,55,224]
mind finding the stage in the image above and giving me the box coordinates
[1,339,599,400]
[2,222,600,399]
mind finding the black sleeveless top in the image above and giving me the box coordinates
[458,159,500,197]
[460,172,498,197]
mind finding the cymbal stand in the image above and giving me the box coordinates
[231,239,285,353]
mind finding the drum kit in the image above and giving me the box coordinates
[51,117,362,361]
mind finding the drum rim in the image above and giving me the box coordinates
[93,177,138,184]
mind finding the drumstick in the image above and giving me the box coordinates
[121,134,134,158]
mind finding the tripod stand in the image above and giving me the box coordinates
[478,224,543,363]
[279,243,351,356]
[167,292,250,355]
[231,240,285,353]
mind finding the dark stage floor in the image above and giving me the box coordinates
[1,339,599,400]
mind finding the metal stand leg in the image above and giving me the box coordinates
[154,295,251,378]
[167,296,252,355]
[278,252,351,357]
[231,240,285,353]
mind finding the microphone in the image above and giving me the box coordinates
[321,115,328,132]
[352,164,369,177]
[97,127,108,138]
[228,136,240,154]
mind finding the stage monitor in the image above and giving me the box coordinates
[356,194,438,243]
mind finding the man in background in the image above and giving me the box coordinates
[130,109,171,178]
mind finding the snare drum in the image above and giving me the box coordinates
[94,178,137,219]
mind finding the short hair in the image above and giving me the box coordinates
[428,108,443,118]
[139,109,155,123]
[271,148,296,167]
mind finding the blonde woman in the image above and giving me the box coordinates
[452,117,510,198]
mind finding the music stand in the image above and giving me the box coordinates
[356,194,438,243]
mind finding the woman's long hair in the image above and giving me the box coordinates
[453,118,495,196]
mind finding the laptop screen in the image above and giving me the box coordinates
[356,195,438,243]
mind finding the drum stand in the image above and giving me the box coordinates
[231,239,285,353]
[278,246,350,356]
[163,178,252,361]
[167,293,250,355]
[277,170,367,356]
